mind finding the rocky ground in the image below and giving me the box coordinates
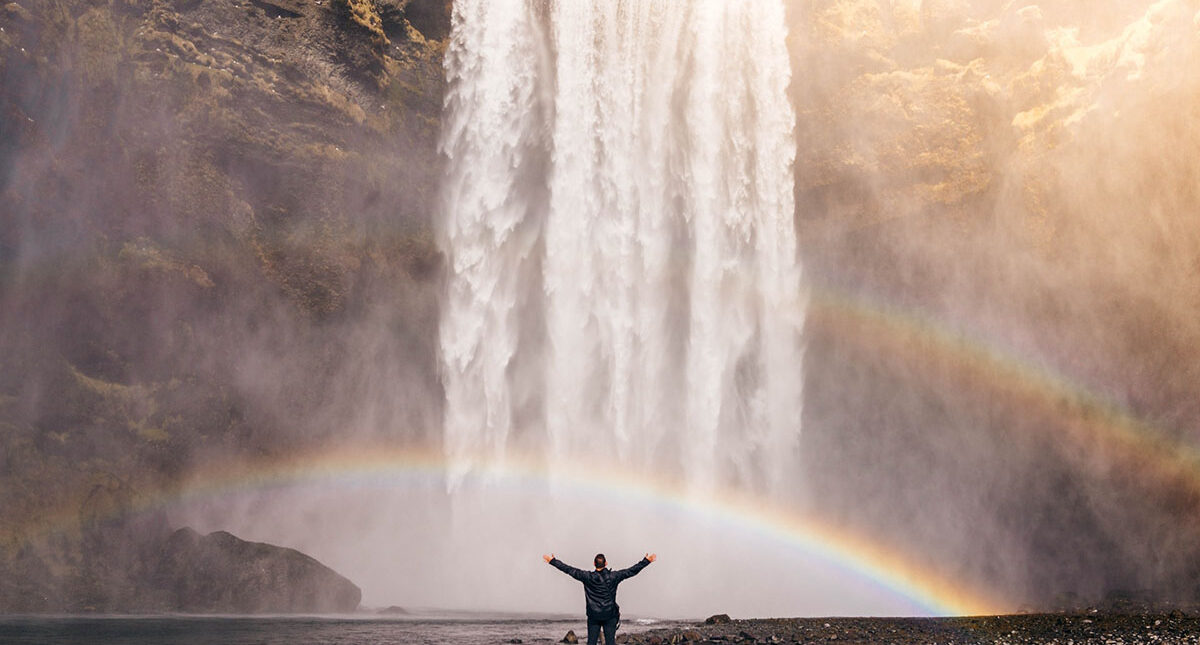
[611,613,1200,645]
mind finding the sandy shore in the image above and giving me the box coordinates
[616,613,1200,644]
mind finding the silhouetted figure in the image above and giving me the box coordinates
[544,552,656,645]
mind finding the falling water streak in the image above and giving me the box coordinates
[439,0,805,497]
[437,0,548,484]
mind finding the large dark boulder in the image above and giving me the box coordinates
[155,528,361,613]
[0,504,362,613]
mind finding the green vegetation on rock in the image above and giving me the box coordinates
[0,0,450,612]
[333,0,389,47]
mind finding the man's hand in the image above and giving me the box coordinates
[645,553,657,563]
[543,553,554,563]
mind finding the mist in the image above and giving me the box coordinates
[792,0,1200,609]
[3,0,1200,618]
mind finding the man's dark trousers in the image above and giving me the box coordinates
[587,615,618,645]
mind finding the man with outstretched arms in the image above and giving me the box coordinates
[543,552,656,645]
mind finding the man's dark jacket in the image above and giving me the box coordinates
[549,557,651,621]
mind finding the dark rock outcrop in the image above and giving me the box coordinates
[0,512,361,613]
[155,528,361,613]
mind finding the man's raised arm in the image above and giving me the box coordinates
[543,553,589,581]
[614,553,655,582]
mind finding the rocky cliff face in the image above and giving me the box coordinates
[791,0,1200,606]
[0,0,450,612]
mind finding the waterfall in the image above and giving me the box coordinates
[438,0,805,496]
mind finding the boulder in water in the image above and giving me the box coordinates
[705,614,732,625]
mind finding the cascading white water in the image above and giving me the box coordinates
[176,10,866,616]
[439,0,805,497]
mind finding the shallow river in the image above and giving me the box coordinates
[0,615,683,645]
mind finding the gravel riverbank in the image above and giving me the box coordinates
[614,613,1200,645]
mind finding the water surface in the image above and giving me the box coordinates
[0,615,681,645]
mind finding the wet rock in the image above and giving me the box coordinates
[562,630,579,644]
[705,614,732,625]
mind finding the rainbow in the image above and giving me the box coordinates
[809,289,1200,500]
[16,444,1005,617]
[17,288,1197,618]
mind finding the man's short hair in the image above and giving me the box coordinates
[594,553,606,568]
